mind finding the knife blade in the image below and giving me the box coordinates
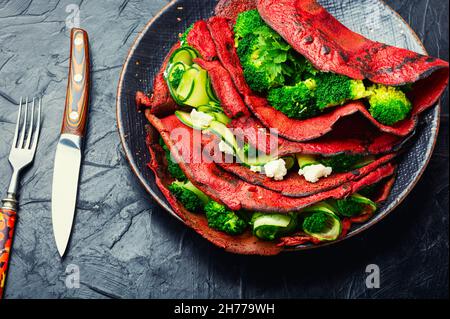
[52,28,90,257]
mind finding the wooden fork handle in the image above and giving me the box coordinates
[0,207,17,299]
[61,28,91,136]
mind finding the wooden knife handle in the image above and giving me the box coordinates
[61,28,91,136]
[0,208,17,299]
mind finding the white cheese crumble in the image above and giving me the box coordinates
[190,109,213,128]
[250,165,262,173]
[263,159,288,181]
[218,140,235,155]
[298,164,333,183]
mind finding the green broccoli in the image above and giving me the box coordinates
[319,154,364,173]
[169,67,185,90]
[234,9,265,40]
[180,23,194,45]
[236,33,257,61]
[301,203,342,241]
[161,143,186,181]
[267,79,319,119]
[169,180,209,213]
[235,20,297,91]
[334,193,377,217]
[302,211,329,233]
[297,153,370,173]
[204,201,247,235]
[235,10,319,92]
[335,198,365,217]
[240,26,290,92]
[367,84,412,126]
[314,73,368,109]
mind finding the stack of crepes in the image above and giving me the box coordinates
[136,0,449,255]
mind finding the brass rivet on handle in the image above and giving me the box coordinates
[74,74,83,82]
[74,37,83,46]
[69,111,79,121]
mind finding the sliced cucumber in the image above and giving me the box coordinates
[183,69,211,107]
[239,151,276,167]
[353,156,376,169]
[197,105,218,114]
[296,154,319,169]
[183,47,199,60]
[176,68,198,102]
[175,110,195,128]
[182,181,210,205]
[208,120,239,153]
[251,213,297,241]
[170,47,197,65]
[283,155,295,170]
[166,62,186,83]
[209,121,276,166]
[190,63,201,71]
[206,75,219,103]
[348,193,377,212]
[212,112,231,125]
[301,203,341,241]
[165,63,186,105]
[197,103,223,114]
[165,62,186,100]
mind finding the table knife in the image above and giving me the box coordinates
[51,28,90,257]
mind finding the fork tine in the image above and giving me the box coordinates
[12,97,23,148]
[30,98,42,153]
[25,98,35,149]
[18,97,28,149]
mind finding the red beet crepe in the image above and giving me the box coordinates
[208,0,448,141]
[145,110,396,254]
[146,111,395,213]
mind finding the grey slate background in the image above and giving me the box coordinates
[0,0,448,299]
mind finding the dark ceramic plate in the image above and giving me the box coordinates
[116,0,440,251]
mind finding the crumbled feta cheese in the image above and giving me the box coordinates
[263,159,288,181]
[190,109,213,128]
[298,164,333,183]
[218,140,235,155]
[250,165,262,173]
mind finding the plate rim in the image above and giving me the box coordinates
[116,0,441,252]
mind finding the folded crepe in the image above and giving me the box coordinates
[139,20,409,156]
[209,0,448,141]
[145,110,396,254]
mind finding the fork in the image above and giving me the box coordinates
[0,97,41,299]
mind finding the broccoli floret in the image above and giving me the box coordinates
[315,73,368,109]
[205,201,247,235]
[234,10,265,40]
[162,143,186,181]
[169,180,209,213]
[169,67,185,90]
[302,211,328,233]
[267,79,318,119]
[334,193,377,217]
[243,58,282,92]
[237,24,295,92]
[180,23,194,45]
[236,33,257,60]
[335,197,365,217]
[319,154,364,173]
[367,84,412,126]
[235,10,317,92]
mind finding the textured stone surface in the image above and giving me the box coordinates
[0,0,448,299]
